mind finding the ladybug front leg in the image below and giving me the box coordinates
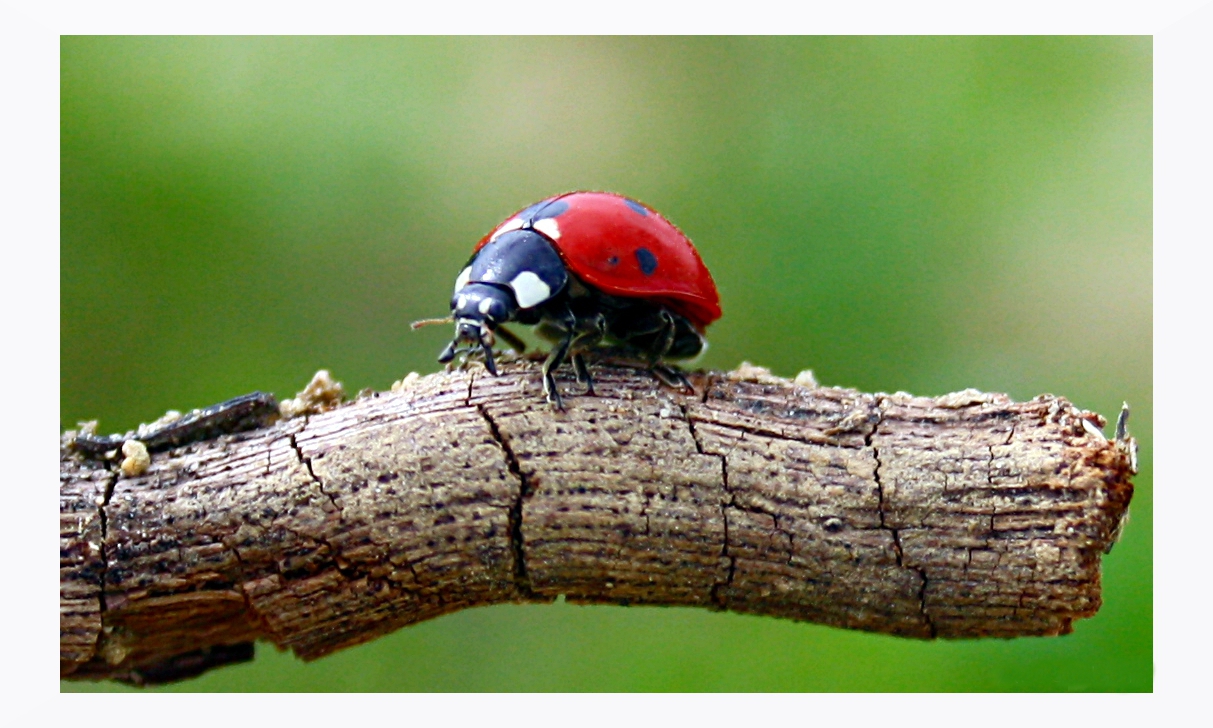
[536,309,582,409]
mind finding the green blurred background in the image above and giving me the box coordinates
[61,36,1151,692]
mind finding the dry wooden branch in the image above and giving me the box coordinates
[60,361,1136,685]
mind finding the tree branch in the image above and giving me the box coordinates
[59,361,1136,685]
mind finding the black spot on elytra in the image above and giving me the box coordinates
[514,200,549,222]
[635,247,658,275]
[526,199,569,223]
[607,255,619,266]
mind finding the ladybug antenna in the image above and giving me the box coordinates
[410,315,453,330]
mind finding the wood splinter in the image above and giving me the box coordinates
[60,361,1136,685]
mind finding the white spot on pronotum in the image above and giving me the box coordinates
[453,266,472,294]
[457,294,469,309]
[478,298,494,315]
[489,217,525,242]
[533,217,561,240]
[509,271,552,308]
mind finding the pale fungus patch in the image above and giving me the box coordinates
[280,370,346,419]
[391,372,421,393]
[138,409,183,437]
[119,439,150,478]
[936,389,996,409]
[727,361,790,386]
[793,369,818,389]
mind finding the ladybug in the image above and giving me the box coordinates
[419,191,721,408]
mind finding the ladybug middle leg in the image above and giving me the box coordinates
[537,311,606,409]
[571,313,607,396]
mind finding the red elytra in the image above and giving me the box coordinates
[476,191,722,330]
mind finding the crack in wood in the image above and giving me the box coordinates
[289,426,341,515]
[682,402,735,609]
[223,538,279,646]
[94,482,113,659]
[476,403,535,599]
[867,396,935,636]
[463,370,477,406]
[86,462,120,667]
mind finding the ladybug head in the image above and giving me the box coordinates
[438,282,518,375]
[434,229,568,376]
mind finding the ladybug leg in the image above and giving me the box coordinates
[480,340,498,376]
[650,310,677,364]
[650,363,695,394]
[610,308,676,364]
[643,311,694,395]
[542,331,573,410]
[438,339,460,364]
[538,310,582,409]
[572,354,593,395]
[543,310,608,407]
[571,313,606,396]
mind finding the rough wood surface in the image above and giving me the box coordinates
[59,361,1136,684]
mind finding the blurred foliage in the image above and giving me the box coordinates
[61,36,1151,692]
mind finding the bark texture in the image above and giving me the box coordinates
[60,361,1136,685]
